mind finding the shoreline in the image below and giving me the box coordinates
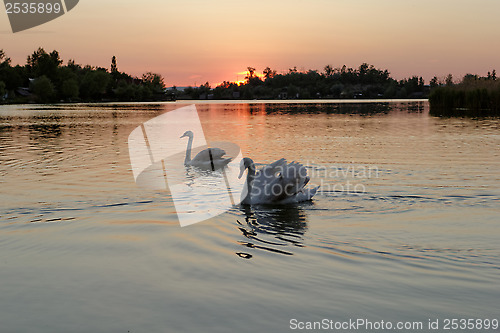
[0,98,429,107]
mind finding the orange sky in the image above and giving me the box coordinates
[2,0,500,86]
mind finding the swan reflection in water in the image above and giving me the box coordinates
[235,204,310,259]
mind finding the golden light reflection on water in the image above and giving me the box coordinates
[1,102,499,332]
[1,101,498,229]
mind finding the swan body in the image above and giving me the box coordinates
[238,157,319,205]
[180,131,232,170]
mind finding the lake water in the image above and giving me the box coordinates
[0,101,499,333]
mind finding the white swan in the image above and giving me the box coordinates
[238,157,319,204]
[180,130,232,170]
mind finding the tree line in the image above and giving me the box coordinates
[1,48,498,115]
[0,48,168,103]
[179,63,429,100]
[429,72,499,116]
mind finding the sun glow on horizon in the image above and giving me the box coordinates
[212,70,266,88]
[2,1,499,86]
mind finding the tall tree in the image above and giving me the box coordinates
[323,65,334,77]
[32,75,55,102]
[418,77,425,87]
[445,74,454,86]
[0,49,11,66]
[358,63,369,76]
[245,67,256,81]
[263,67,276,79]
[80,70,111,100]
[430,76,439,88]
[61,78,79,100]
[26,48,62,80]
[111,56,117,73]
[142,72,165,95]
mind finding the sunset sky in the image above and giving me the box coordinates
[2,0,500,86]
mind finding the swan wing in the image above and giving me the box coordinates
[280,162,309,187]
[253,158,286,183]
[188,151,231,170]
[269,161,311,201]
[246,159,319,204]
[192,148,227,163]
[207,148,227,159]
[251,159,309,203]
[250,159,285,196]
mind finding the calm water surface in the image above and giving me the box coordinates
[0,101,499,333]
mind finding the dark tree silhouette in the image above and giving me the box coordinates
[323,65,334,77]
[263,67,276,79]
[0,49,11,66]
[0,81,5,98]
[7,47,498,108]
[27,48,62,81]
[245,67,256,81]
[32,75,55,102]
[430,76,439,88]
[445,74,454,86]
[142,72,165,94]
[111,56,117,73]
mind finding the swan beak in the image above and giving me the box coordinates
[238,168,245,179]
[180,134,186,138]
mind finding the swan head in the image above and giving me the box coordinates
[238,157,254,179]
[180,130,194,139]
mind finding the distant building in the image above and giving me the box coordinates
[278,91,288,99]
[166,86,188,92]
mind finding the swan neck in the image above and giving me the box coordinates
[184,135,193,164]
[244,164,255,203]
